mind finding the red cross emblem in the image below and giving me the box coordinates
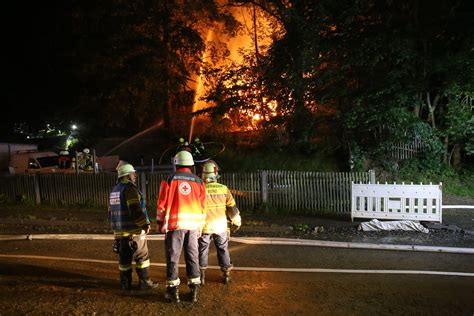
[179,182,191,195]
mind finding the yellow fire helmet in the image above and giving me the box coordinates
[202,161,219,182]
[174,150,194,166]
[117,163,136,178]
[202,161,217,175]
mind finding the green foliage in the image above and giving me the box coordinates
[445,85,474,156]
[346,106,444,172]
[380,160,474,198]
[217,145,339,172]
[412,122,444,171]
[292,223,311,234]
[349,145,368,172]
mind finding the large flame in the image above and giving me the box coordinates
[188,5,281,138]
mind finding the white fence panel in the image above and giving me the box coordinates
[351,183,442,222]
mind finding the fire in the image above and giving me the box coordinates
[189,4,283,134]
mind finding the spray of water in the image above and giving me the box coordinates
[103,120,164,156]
[188,30,214,143]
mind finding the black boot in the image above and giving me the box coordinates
[136,268,158,290]
[200,269,205,286]
[139,278,159,290]
[165,286,180,303]
[120,270,132,291]
[190,284,200,303]
[223,270,231,284]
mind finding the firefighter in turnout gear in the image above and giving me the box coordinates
[156,151,206,303]
[109,162,158,291]
[198,161,241,285]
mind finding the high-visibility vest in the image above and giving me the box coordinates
[109,181,149,237]
[202,182,241,234]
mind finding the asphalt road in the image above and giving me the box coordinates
[1,239,473,315]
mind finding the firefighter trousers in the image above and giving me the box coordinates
[165,229,201,286]
[198,231,232,271]
[118,232,150,272]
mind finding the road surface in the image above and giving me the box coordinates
[1,239,473,315]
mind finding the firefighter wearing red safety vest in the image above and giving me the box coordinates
[109,162,158,291]
[198,160,241,285]
[156,151,206,303]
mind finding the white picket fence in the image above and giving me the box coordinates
[351,182,442,222]
[390,139,424,161]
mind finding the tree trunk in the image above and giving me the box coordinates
[443,135,449,164]
[451,144,461,167]
[413,93,422,118]
[425,92,440,129]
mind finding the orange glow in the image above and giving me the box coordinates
[189,4,283,134]
[189,30,214,142]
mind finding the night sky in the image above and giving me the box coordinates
[2,1,75,134]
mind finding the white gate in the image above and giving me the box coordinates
[351,183,442,222]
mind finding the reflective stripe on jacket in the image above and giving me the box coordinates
[202,182,241,234]
[156,168,206,233]
[109,180,150,237]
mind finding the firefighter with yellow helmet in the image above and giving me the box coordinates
[109,162,158,291]
[198,160,241,285]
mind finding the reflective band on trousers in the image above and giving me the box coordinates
[135,259,150,269]
[119,264,132,271]
[188,276,201,285]
[166,278,181,287]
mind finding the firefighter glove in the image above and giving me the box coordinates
[142,224,150,234]
[128,238,138,252]
[230,224,241,233]
[156,221,165,234]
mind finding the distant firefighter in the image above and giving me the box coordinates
[58,150,71,169]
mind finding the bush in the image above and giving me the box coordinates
[379,160,474,198]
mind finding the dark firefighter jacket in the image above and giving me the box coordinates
[109,179,150,238]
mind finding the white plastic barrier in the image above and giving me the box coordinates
[351,183,442,223]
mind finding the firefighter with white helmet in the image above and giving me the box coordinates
[156,151,206,303]
[82,148,93,171]
[198,160,241,285]
[109,162,158,291]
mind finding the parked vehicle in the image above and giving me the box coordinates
[8,150,70,174]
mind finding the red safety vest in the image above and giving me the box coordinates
[156,168,206,233]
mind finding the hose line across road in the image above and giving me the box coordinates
[1,233,474,254]
[1,233,474,277]
[1,253,473,277]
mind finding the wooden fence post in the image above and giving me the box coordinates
[368,170,376,184]
[33,174,41,205]
[139,172,147,202]
[260,170,268,211]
